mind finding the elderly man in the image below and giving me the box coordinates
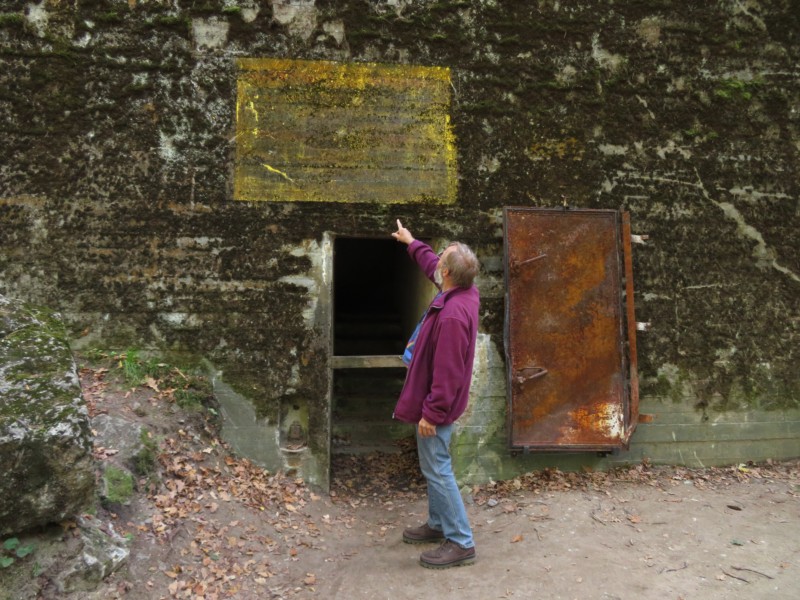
[391,219,480,569]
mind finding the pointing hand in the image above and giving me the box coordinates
[392,219,415,245]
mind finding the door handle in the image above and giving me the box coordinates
[513,366,548,388]
[510,253,547,273]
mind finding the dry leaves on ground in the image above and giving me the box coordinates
[81,362,325,599]
[330,436,425,504]
[471,460,800,506]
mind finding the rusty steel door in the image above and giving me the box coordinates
[504,208,639,452]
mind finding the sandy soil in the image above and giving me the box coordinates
[307,472,800,600]
[7,362,798,600]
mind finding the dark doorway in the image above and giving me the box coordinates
[333,236,425,356]
[330,236,431,464]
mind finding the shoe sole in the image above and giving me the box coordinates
[419,556,476,569]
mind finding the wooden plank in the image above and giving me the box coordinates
[331,355,405,369]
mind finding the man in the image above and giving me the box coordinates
[391,219,480,569]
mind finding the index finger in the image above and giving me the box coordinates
[396,219,403,230]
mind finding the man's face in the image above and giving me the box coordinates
[435,246,454,287]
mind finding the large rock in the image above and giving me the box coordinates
[0,295,96,536]
[55,515,130,594]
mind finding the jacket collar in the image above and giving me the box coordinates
[430,285,472,310]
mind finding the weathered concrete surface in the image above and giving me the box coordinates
[0,515,129,599]
[92,414,146,472]
[0,1,798,484]
[54,515,129,595]
[0,295,96,536]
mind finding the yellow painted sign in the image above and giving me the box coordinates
[234,58,457,204]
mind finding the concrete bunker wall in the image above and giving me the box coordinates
[1,1,799,488]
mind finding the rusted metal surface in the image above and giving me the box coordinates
[504,208,638,451]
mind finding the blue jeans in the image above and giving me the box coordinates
[416,423,475,549]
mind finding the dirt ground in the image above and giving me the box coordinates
[9,361,799,600]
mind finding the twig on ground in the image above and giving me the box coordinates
[722,569,749,583]
[590,511,607,525]
[731,566,774,579]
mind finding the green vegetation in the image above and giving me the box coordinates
[103,466,134,505]
[0,13,25,28]
[119,348,166,387]
[189,2,222,14]
[31,561,44,577]
[148,15,191,33]
[1,538,35,570]
[5,306,69,345]
[83,348,216,414]
[713,77,762,102]
[135,429,158,477]
[461,100,513,116]
[94,12,125,24]
[683,127,717,140]
[174,386,206,410]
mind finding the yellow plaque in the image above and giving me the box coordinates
[234,58,457,204]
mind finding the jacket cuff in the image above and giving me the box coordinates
[422,405,444,426]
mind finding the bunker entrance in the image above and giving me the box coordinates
[330,237,432,492]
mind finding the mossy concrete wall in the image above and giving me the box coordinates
[1,1,798,487]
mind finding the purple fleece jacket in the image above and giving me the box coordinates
[393,240,480,426]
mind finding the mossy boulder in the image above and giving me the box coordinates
[0,295,96,536]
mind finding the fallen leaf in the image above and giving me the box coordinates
[511,534,524,543]
[145,376,160,392]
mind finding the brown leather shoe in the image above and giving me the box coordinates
[402,523,445,544]
[419,540,476,568]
